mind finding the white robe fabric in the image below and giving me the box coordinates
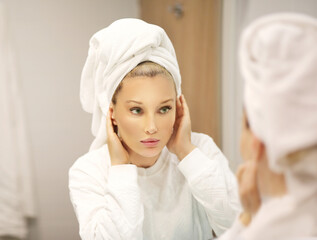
[219,150,317,240]
[221,194,317,240]
[0,3,35,238]
[69,132,241,240]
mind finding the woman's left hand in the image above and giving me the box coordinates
[167,95,196,160]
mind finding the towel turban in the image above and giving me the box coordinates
[80,18,182,151]
[239,13,317,173]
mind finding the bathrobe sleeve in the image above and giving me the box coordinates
[178,132,241,237]
[216,217,245,240]
[69,148,144,240]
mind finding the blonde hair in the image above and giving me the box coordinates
[111,61,174,104]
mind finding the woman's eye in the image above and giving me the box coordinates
[130,108,142,115]
[159,106,172,114]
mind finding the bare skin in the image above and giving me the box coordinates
[106,75,195,168]
[238,112,287,226]
[167,95,196,160]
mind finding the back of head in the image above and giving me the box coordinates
[239,13,317,173]
[239,13,317,238]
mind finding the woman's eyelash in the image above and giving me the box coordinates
[130,107,143,114]
[159,106,172,114]
[129,106,172,115]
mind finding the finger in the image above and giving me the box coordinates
[241,162,257,190]
[237,163,254,196]
[249,161,258,178]
[238,162,261,212]
[236,164,247,184]
[246,161,258,189]
[180,94,190,116]
[173,116,181,134]
[176,96,183,118]
[174,97,183,129]
[247,164,261,214]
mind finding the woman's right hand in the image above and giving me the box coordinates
[106,108,130,165]
[236,161,261,226]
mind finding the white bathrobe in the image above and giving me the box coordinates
[219,151,317,240]
[69,132,241,240]
[0,2,35,238]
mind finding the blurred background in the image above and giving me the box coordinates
[0,0,316,239]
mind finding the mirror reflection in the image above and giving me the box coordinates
[1,0,317,240]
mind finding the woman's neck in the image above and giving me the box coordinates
[268,173,287,197]
[128,150,160,168]
[259,156,288,198]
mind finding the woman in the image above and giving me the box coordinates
[220,13,317,240]
[69,19,240,240]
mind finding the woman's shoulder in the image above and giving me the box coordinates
[191,132,217,147]
[69,144,110,178]
[190,131,224,157]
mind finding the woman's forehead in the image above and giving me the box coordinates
[118,75,176,97]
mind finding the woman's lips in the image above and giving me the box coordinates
[140,138,160,147]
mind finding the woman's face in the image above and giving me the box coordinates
[112,75,176,160]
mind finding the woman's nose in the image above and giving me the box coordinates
[144,115,157,135]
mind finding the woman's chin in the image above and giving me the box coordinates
[139,149,162,158]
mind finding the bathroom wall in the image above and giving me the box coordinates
[5,0,317,238]
[3,1,139,239]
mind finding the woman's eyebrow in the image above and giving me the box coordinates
[126,99,174,104]
[126,100,142,104]
[161,98,174,104]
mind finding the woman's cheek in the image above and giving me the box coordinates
[161,114,175,136]
[118,116,139,137]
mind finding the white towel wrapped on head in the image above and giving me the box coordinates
[237,13,317,239]
[80,18,182,151]
[239,13,317,173]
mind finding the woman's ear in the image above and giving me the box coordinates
[109,103,117,126]
[251,134,265,163]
